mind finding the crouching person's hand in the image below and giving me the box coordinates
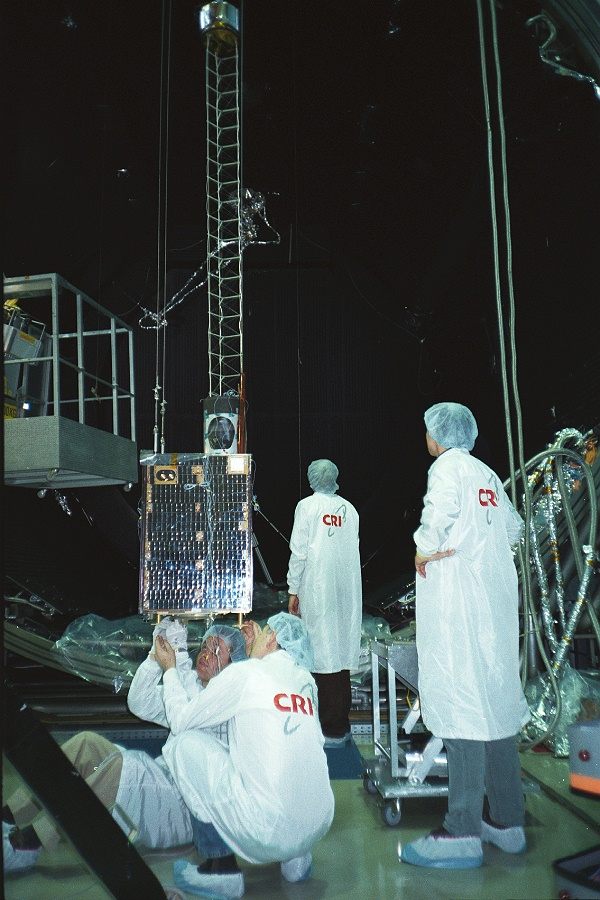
[154,635,177,671]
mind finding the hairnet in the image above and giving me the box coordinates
[307,459,339,495]
[203,624,247,662]
[267,613,314,670]
[424,402,478,451]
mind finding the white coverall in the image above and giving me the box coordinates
[122,652,227,847]
[287,492,362,672]
[112,743,192,848]
[413,448,530,741]
[160,650,335,864]
[4,730,192,852]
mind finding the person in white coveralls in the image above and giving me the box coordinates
[2,620,245,873]
[401,402,531,870]
[287,458,362,746]
[152,611,335,900]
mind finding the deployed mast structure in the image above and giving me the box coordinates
[138,2,252,620]
[200,2,245,459]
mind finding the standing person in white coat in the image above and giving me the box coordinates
[287,459,362,746]
[3,621,247,874]
[152,612,335,900]
[401,403,531,870]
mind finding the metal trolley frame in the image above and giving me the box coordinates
[361,640,449,826]
[361,639,539,827]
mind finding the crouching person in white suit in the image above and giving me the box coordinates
[3,620,246,874]
[152,612,335,899]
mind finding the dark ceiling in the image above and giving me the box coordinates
[4,0,600,592]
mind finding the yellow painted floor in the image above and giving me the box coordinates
[4,749,600,899]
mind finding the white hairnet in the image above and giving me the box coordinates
[424,402,478,451]
[307,459,339,495]
[203,624,247,662]
[267,612,314,670]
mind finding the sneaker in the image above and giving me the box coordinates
[323,732,351,748]
[481,819,526,854]
[401,829,483,869]
[3,823,40,873]
[281,852,312,882]
[173,859,245,898]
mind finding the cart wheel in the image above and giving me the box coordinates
[382,801,402,827]
[363,774,378,795]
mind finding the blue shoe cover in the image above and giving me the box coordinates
[173,859,245,898]
[401,833,483,870]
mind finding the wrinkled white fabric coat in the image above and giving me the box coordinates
[113,747,193,848]
[413,448,530,741]
[128,653,229,746]
[161,650,335,864]
[122,653,227,847]
[287,492,362,672]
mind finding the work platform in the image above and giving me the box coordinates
[4,273,137,489]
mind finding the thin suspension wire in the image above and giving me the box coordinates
[476,0,534,668]
[291,7,302,496]
[160,3,172,453]
[487,0,535,682]
[477,0,561,745]
[489,3,528,506]
[154,0,172,453]
[476,0,516,495]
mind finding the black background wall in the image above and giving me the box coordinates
[4,0,600,615]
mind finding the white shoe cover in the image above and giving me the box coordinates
[401,831,483,869]
[281,852,312,882]
[481,819,526,854]
[3,822,40,873]
[173,859,245,898]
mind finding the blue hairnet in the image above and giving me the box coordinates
[424,402,478,451]
[203,624,247,662]
[307,459,339,495]
[267,613,314,670]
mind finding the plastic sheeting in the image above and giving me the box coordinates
[524,663,600,756]
[53,607,405,694]
[353,614,394,683]
[54,614,211,693]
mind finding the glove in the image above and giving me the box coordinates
[152,616,173,642]
[165,618,188,654]
[150,617,175,661]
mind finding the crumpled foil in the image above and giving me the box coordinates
[523,663,600,756]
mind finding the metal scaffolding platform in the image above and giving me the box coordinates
[5,416,138,488]
[4,273,138,489]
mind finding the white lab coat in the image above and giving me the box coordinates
[127,653,229,746]
[413,449,530,741]
[287,492,362,672]
[161,650,335,864]
[121,653,226,848]
[113,747,193,848]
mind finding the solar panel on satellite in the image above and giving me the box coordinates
[139,452,253,616]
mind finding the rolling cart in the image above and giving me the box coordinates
[360,639,539,827]
[361,639,449,826]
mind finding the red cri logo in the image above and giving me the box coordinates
[479,489,498,507]
[273,693,314,716]
[323,514,342,527]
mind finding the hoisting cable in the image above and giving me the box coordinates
[482,0,537,681]
[476,0,561,746]
[153,0,173,453]
[480,1,599,745]
[290,4,302,498]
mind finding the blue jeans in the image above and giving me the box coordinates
[190,814,232,860]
